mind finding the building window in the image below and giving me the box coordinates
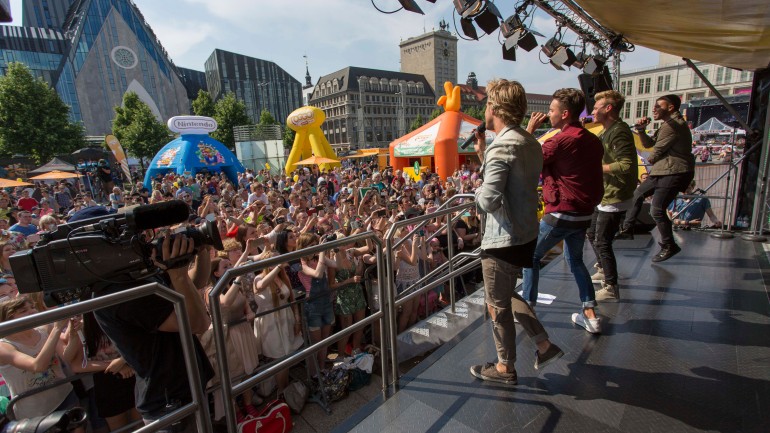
[724,68,732,83]
[635,100,650,118]
[664,74,671,91]
[622,102,631,120]
[638,77,651,94]
[694,68,708,88]
[656,76,663,92]
[716,67,724,84]
[740,70,751,82]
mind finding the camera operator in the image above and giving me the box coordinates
[67,207,213,432]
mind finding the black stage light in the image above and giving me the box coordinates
[474,1,502,35]
[541,37,561,57]
[460,17,479,40]
[502,43,516,61]
[0,0,11,22]
[584,55,607,75]
[398,0,424,14]
[573,52,590,69]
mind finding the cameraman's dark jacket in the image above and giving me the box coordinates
[94,275,214,416]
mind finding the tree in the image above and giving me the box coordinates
[409,114,425,132]
[212,92,250,150]
[429,108,442,120]
[283,126,296,150]
[258,109,277,126]
[0,62,84,164]
[191,90,215,117]
[112,92,170,167]
[463,106,484,121]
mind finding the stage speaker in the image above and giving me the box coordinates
[578,66,613,113]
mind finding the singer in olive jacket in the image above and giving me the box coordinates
[638,112,695,176]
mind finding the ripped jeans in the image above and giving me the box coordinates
[481,253,549,366]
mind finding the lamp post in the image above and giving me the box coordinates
[396,81,407,138]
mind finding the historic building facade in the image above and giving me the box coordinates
[399,22,458,95]
[309,66,436,151]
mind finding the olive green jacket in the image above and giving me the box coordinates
[643,112,695,176]
[600,120,638,205]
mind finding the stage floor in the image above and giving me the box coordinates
[335,230,770,433]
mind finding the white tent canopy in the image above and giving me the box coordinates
[693,117,731,134]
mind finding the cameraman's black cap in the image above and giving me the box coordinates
[68,206,112,222]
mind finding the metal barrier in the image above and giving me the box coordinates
[0,283,212,433]
[384,193,481,383]
[4,196,481,433]
[208,231,389,433]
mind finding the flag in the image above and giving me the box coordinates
[106,135,132,181]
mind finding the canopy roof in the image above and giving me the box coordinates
[390,112,496,158]
[28,157,77,175]
[577,0,770,71]
[694,117,731,133]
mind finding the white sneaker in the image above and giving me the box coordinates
[571,311,602,334]
[590,270,605,284]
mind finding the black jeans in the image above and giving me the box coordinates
[623,172,694,246]
[587,210,625,285]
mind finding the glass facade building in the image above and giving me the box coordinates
[205,49,303,125]
[1,0,190,135]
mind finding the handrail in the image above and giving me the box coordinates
[0,283,211,433]
[208,231,388,433]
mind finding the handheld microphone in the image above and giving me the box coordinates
[461,124,486,150]
[125,200,191,231]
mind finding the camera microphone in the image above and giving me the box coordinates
[126,200,191,231]
[460,124,486,150]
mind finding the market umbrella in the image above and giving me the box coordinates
[292,155,339,166]
[0,179,33,188]
[29,170,80,180]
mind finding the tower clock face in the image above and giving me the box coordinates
[443,48,449,57]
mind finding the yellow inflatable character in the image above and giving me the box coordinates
[285,106,340,175]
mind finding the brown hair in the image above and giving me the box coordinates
[295,232,320,261]
[594,90,625,115]
[485,79,527,126]
[0,297,32,323]
[552,88,586,121]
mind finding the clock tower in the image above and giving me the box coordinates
[399,20,458,94]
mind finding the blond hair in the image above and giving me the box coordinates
[486,79,527,126]
[594,90,625,115]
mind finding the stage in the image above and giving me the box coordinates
[335,230,770,432]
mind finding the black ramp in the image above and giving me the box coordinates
[338,231,770,432]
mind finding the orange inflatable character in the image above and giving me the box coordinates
[433,82,463,180]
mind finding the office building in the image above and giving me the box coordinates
[619,53,753,129]
[204,48,303,125]
[1,0,191,136]
[178,67,208,101]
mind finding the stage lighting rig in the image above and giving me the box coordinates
[453,0,502,38]
[500,14,542,52]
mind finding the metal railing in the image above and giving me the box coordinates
[3,197,481,433]
[209,231,389,433]
[0,283,211,433]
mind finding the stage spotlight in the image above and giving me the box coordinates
[460,17,479,39]
[474,2,502,34]
[398,0,424,14]
[502,43,516,61]
[542,36,576,69]
[572,52,590,69]
[584,55,607,75]
[501,15,541,52]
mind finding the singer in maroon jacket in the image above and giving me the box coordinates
[522,88,605,335]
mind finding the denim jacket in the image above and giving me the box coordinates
[476,125,543,250]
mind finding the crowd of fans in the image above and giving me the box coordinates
[0,158,486,431]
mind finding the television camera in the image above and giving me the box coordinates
[10,200,223,297]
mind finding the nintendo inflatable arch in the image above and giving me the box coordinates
[143,116,245,189]
[389,82,495,180]
[284,106,340,175]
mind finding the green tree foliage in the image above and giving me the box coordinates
[212,93,250,150]
[0,62,84,164]
[112,92,170,165]
[429,108,442,120]
[463,106,485,121]
[191,90,215,117]
[409,114,425,132]
[258,109,277,126]
[283,126,296,149]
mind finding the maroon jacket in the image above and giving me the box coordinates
[541,122,604,215]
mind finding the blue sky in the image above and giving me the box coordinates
[8,0,661,94]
